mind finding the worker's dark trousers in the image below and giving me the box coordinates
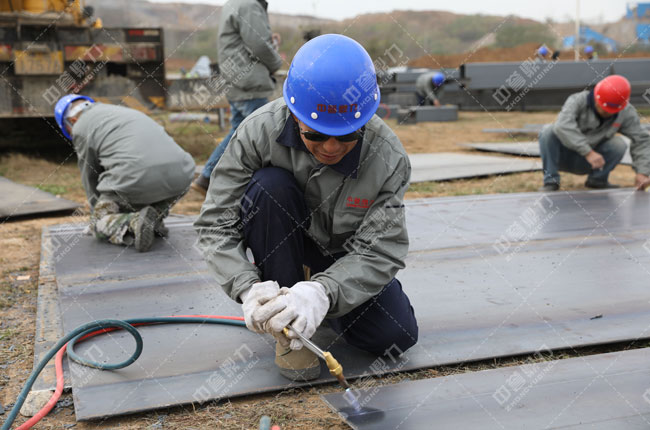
[240,167,418,357]
[539,128,627,186]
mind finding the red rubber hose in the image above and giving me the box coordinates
[15,315,245,429]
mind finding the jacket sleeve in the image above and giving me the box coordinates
[552,94,593,156]
[429,86,440,104]
[237,2,282,74]
[311,155,411,318]
[74,136,101,208]
[620,108,650,176]
[193,123,264,301]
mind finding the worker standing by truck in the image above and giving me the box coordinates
[192,0,283,194]
[55,95,195,252]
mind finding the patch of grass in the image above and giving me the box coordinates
[0,153,86,203]
[406,163,638,199]
[0,279,11,309]
[0,328,16,341]
[407,171,542,197]
[35,184,66,195]
[167,121,224,137]
[174,136,220,163]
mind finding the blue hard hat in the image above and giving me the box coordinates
[584,45,594,54]
[283,34,380,136]
[432,72,445,87]
[54,94,94,139]
[538,45,549,56]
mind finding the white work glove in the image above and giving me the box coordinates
[266,281,330,350]
[240,280,282,333]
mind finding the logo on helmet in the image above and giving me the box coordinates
[317,104,358,114]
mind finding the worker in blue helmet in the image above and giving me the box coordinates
[415,71,446,106]
[195,34,418,382]
[584,45,598,61]
[535,45,550,62]
[54,95,195,252]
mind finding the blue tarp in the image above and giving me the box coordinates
[562,26,618,52]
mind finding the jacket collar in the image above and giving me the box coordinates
[258,0,268,11]
[276,116,362,179]
[588,88,618,122]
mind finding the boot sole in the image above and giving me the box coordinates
[275,344,321,382]
[278,365,321,381]
[585,183,620,189]
[135,206,157,252]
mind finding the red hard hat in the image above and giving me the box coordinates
[594,75,631,114]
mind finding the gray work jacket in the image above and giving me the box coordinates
[549,90,650,175]
[72,103,195,207]
[415,72,444,104]
[194,98,411,317]
[218,0,283,101]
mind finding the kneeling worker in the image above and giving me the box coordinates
[539,75,650,191]
[55,95,196,251]
[195,34,418,381]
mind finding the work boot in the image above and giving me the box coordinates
[155,220,169,237]
[538,183,559,192]
[585,179,620,189]
[191,174,209,196]
[133,206,157,252]
[275,342,320,382]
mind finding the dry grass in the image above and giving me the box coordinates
[389,110,558,154]
[0,110,644,429]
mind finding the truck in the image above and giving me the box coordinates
[0,0,165,146]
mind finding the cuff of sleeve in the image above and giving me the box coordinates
[238,287,251,304]
[636,168,650,176]
[310,275,338,314]
[576,145,592,157]
[232,272,261,304]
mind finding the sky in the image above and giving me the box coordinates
[149,0,629,23]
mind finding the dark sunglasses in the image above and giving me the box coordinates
[299,128,363,143]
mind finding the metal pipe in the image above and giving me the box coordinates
[283,325,351,390]
[575,0,580,61]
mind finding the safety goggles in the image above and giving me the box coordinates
[299,128,363,143]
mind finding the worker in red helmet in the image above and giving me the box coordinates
[539,75,650,191]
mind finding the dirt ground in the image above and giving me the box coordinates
[0,110,644,429]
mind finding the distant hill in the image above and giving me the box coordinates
[86,0,641,70]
